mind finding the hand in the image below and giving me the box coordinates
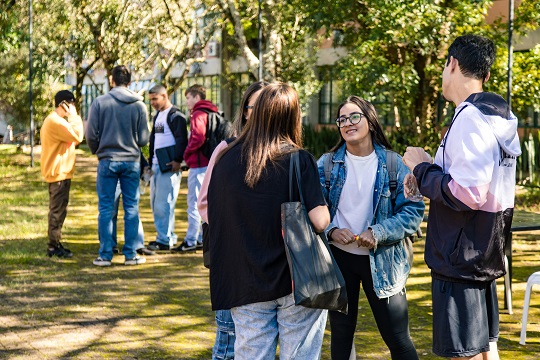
[168,160,182,172]
[61,102,77,116]
[67,103,78,116]
[356,229,376,249]
[330,228,357,245]
[402,147,433,172]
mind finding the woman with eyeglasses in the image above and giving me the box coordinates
[317,96,424,360]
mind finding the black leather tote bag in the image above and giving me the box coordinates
[281,151,348,314]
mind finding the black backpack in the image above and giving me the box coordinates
[200,110,232,159]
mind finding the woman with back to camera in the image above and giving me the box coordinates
[198,80,268,360]
[207,83,330,360]
[318,96,424,360]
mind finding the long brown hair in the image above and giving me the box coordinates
[331,95,392,152]
[224,82,302,188]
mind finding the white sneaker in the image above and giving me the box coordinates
[93,257,112,267]
[125,256,146,265]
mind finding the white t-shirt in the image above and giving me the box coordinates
[333,150,378,255]
[152,106,175,165]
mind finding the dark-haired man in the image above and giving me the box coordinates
[41,90,84,258]
[145,85,188,250]
[171,84,218,252]
[86,65,150,266]
[403,35,521,360]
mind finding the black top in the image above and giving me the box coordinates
[208,144,327,310]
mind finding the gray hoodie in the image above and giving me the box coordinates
[86,86,150,161]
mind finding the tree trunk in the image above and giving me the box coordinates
[219,0,260,79]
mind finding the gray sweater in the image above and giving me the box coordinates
[86,86,150,161]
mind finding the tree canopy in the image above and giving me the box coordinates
[294,0,540,151]
[0,0,538,151]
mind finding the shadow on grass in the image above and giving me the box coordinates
[1,147,540,359]
[0,236,215,359]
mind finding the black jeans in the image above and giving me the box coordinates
[47,179,71,248]
[329,246,419,360]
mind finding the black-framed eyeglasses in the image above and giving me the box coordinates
[336,112,364,128]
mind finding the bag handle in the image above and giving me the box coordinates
[288,151,304,205]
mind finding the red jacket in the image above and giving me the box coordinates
[184,100,218,168]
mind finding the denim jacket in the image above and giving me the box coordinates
[317,143,425,298]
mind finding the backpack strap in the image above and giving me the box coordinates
[386,150,398,205]
[198,109,215,134]
[386,149,422,242]
[323,152,334,191]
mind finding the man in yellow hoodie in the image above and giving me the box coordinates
[40,90,84,258]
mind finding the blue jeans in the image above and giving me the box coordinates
[150,164,181,247]
[112,181,145,250]
[213,310,235,360]
[231,293,327,360]
[184,166,207,246]
[97,160,140,260]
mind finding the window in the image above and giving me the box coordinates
[318,67,343,124]
[81,84,104,120]
[172,75,221,115]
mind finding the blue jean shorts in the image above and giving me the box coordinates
[431,277,499,358]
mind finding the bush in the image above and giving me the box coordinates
[517,130,540,185]
[303,124,340,159]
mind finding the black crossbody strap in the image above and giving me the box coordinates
[442,105,468,172]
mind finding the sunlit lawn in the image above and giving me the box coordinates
[0,144,539,359]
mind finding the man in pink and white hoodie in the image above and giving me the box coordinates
[173,84,218,252]
[404,35,521,360]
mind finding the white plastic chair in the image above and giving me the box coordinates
[520,271,540,345]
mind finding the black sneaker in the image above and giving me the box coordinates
[171,242,197,253]
[47,244,73,258]
[196,242,203,250]
[137,247,156,256]
[147,241,170,251]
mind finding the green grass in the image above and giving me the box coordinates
[0,143,539,359]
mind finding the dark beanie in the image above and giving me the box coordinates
[54,90,75,107]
